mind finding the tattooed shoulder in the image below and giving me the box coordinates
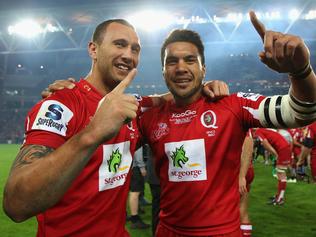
[13,145,54,168]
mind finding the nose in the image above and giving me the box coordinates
[176,60,188,74]
[121,47,134,64]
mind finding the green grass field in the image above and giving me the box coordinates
[1,144,316,237]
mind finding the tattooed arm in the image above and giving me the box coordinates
[11,145,54,168]
[3,145,54,221]
[3,134,99,222]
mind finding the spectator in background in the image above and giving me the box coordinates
[128,146,150,229]
[0,109,25,144]
[144,143,161,235]
[139,189,151,207]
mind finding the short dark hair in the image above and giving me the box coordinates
[160,29,205,66]
[92,19,135,45]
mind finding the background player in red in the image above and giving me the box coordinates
[139,11,316,237]
[239,130,255,237]
[298,122,316,183]
[253,128,292,205]
[288,127,305,182]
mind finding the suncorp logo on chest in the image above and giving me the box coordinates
[171,110,196,118]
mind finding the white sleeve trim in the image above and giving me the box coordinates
[258,94,316,128]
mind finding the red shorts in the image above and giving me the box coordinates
[276,147,292,167]
[245,166,254,192]
[293,147,301,157]
[155,223,242,237]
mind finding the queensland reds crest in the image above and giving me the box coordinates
[200,110,218,129]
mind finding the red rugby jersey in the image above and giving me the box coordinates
[24,79,151,237]
[288,128,304,156]
[255,128,291,152]
[139,93,264,235]
[305,122,316,157]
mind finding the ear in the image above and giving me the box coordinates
[88,41,97,60]
[162,66,166,80]
[202,64,206,78]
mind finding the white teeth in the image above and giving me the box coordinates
[117,65,129,70]
[176,80,190,83]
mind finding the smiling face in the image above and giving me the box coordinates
[163,41,206,105]
[92,22,141,90]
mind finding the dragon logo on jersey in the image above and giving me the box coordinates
[171,145,189,168]
[107,148,122,173]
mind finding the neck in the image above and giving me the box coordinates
[85,69,112,96]
[174,88,202,107]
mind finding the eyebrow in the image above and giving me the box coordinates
[113,38,127,44]
[165,55,178,60]
[183,55,198,60]
[113,39,141,51]
[165,54,198,61]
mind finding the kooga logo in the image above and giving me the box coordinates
[171,110,196,118]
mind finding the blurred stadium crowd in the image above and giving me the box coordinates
[1,52,302,144]
[1,0,316,145]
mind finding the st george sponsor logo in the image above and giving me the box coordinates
[99,142,132,191]
[104,173,128,185]
[166,139,207,182]
[170,170,203,179]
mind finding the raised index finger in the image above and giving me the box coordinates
[112,68,137,94]
[249,11,266,42]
